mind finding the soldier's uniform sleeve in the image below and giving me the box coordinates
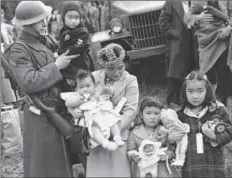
[8,44,63,94]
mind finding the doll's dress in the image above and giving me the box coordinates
[79,97,121,148]
[138,140,163,178]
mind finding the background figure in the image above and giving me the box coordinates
[99,1,110,31]
[81,2,96,35]
[184,0,232,105]
[91,1,100,32]
[159,1,193,107]
[47,15,60,40]
[1,3,17,105]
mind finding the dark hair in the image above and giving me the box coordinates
[52,8,59,14]
[47,16,59,34]
[131,97,164,129]
[180,70,216,109]
[75,69,95,87]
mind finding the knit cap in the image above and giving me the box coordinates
[61,1,82,24]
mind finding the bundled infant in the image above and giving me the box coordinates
[61,69,127,151]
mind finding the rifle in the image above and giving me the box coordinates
[1,42,90,156]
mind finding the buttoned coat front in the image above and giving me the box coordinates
[8,29,72,177]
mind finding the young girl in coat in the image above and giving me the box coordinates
[177,71,232,178]
[58,1,90,91]
[127,97,180,177]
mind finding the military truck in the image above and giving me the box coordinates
[90,1,168,69]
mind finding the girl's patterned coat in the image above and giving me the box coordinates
[178,105,232,178]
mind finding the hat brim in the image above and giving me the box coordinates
[12,6,52,26]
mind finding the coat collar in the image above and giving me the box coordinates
[171,1,188,29]
[18,28,43,46]
[93,69,129,99]
[132,124,160,141]
[17,28,55,56]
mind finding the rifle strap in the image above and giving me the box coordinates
[4,41,43,113]
[6,40,41,70]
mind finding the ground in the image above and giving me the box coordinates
[1,65,232,177]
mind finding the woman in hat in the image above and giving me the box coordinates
[86,43,139,177]
[8,1,78,177]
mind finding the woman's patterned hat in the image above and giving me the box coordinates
[97,43,125,67]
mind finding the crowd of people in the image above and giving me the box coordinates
[1,1,232,178]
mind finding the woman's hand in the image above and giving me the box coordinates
[55,50,80,70]
[218,26,232,40]
[158,154,166,161]
[196,11,213,23]
[201,123,217,140]
[131,154,141,163]
[128,150,141,163]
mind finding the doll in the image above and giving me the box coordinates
[137,140,168,178]
[161,108,190,166]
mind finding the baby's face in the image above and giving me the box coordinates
[77,77,96,97]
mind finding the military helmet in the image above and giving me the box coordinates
[12,1,52,26]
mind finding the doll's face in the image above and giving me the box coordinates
[213,117,221,124]
[162,117,173,129]
[64,10,81,28]
[143,144,155,156]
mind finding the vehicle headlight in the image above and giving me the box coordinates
[109,18,123,34]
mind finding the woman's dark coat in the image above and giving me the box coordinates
[8,29,72,177]
[159,1,192,80]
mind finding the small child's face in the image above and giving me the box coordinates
[186,80,207,107]
[77,77,96,96]
[64,10,81,28]
[141,107,161,128]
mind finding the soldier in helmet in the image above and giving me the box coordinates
[8,1,79,177]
